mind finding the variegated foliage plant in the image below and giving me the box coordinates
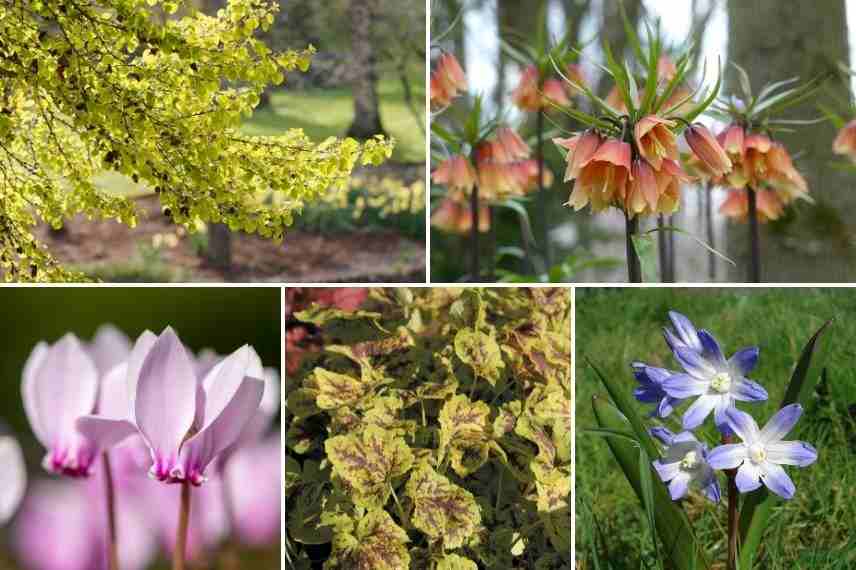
[284,288,572,570]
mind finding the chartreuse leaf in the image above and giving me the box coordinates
[323,509,410,570]
[592,395,709,570]
[738,320,831,570]
[311,368,365,409]
[454,329,505,385]
[325,425,414,509]
[439,395,492,476]
[437,553,478,570]
[406,461,482,550]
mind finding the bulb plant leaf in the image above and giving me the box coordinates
[737,320,832,569]
[592,395,710,570]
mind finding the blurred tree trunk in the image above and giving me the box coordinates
[206,222,232,271]
[596,0,642,96]
[346,0,385,139]
[727,0,851,281]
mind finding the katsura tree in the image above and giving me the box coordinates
[0,0,393,282]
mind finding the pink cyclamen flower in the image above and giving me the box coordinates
[129,327,265,486]
[224,433,281,545]
[14,477,157,570]
[0,435,26,523]
[23,334,137,477]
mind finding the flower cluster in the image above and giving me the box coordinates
[511,64,585,112]
[431,127,548,221]
[430,52,468,109]
[833,119,856,162]
[23,325,278,487]
[634,311,817,500]
[689,125,809,223]
[554,119,723,217]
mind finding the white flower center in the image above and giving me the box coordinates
[710,372,732,393]
[680,450,700,470]
[748,444,767,464]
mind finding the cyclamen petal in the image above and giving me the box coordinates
[0,436,26,523]
[134,327,199,481]
[177,376,265,485]
[24,335,102,476]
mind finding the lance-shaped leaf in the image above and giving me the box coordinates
[323,509,411,570]
[738,320,831,569]
[454,329,505,386]
[592,395,710,570]
[406,461,482,550]
[325,425,414,509]
[437,553,479,570]
[311,368,366,410]
[439,395,491,476]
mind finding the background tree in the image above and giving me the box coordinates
[727,0,851,281]
[0,0,392,282]
[346,0,386,138]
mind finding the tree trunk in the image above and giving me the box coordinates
[346,0,385,139]
[206,223,232,271]
[727,0,851,281]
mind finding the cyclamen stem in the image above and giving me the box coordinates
[746,187,761,282]
[220,476,240,570]
[102,453,120,570]
[625,213,642,283]
[174,482,192,570]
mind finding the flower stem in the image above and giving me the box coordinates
[724,434,739,570]
[101,453,120,570]
[625,213,642,283]
[220,475,240,570]
[657,214,669,283]
[173,482,192,570]
[705,182,716,280]
[537,108,551,267]
[746,187,761,282]
[470,181,481,282]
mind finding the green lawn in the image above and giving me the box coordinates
[242,74,425,163]
[576,288,856,569]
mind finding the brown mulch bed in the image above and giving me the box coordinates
[35,195,425,283]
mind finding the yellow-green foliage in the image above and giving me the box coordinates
[0,0,393,281]
[285,288,572,569]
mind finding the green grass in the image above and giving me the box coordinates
[242,74,425,163]
[575,288,856,569]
